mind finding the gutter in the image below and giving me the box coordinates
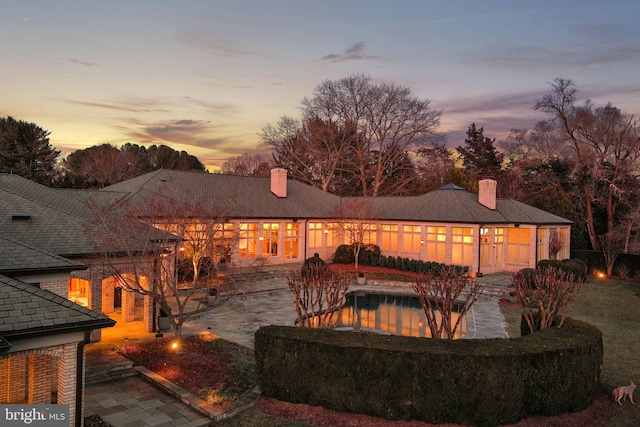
[75,330,92,427]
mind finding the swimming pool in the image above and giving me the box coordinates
[305,290,467,339]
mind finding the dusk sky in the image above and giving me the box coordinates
[2,1,640,170]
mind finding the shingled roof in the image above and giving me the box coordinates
[0,174,169,258]
[103,170,571,226]
[0,274,115,339]
[102,169,342,219]
[0,236,86,275]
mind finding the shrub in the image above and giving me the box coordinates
[386,255,396,269]
[378,254,387,267]
[333,245,355,264]
[302,253,327,278]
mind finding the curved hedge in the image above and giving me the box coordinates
[255,319,602,427]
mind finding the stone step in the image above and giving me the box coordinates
[85,367,138,385]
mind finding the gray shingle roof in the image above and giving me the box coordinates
[0,236,86,274]
[0,174,163,258]
[103,170,571,225]
[0,274,115,338]
[103,169,343,219]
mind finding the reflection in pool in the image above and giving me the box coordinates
[305,291,467,339]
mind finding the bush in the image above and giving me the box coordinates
[302,253,327,277]
[333,245,355,264]
[385,255,396,269]
[538,258,587,281]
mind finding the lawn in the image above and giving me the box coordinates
[217,276,640,427]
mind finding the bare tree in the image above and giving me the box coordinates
[512,267,583,333]
[92,193,237,341]
[499,122,569,165]
[412,267,482,339]
[221,152,272,176]
[263,74,442,196]
[287,267,350,328]
[598,230,626,276]
[415,141,455,192]
[535,78,640,251]
[332,199,378,269]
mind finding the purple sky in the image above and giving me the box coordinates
[2,0,639,170]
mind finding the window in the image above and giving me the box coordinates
[212,223,234,263]
[69,278,89,307]
[262,223,279,256]
[451,227,473,266]
[284,223,300,259]
[380,224,398,251]
[326,222,340,247]
[507,227,530,264]
[238,223,258,258]
[308,222,324,248]
[344,223,376,245]
[426,226,446,263]
[403,225,421,253]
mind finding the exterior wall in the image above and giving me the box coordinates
[227,219,549,274]
[9,272,70,299]
[1,340,82,427]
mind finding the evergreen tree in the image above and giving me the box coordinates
[0,116,61,185]
[456,123,503,179]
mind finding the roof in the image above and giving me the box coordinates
[0,274,115,339]
[103,170,571,226]
[0,236,86,275]
[102,169,342,219]
[0,174,168,258]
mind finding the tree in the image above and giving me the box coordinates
[0,116,61,185]
[332,199,378,269]
[263,74,442,196]
[499,122,569,165]
[287,267,350,328]
[92,191,238,342]
[221,153,272,176]
[147,144,206,171]
[535,78,640,252]
[63,143,207,188]
[512,267,584,333]
[415,141,455,193]
[63,144,147,188]
[412,267,482,339]
[456,123,504,180]
[261,116,360,194]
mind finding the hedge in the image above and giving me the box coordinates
[255,320,602,427]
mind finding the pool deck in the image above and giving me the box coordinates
[180,272,512,348]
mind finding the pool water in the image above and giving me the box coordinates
[307,291,467,339]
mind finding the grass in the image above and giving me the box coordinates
[218,276,640,427]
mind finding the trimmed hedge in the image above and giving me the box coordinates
[255,320,602,427]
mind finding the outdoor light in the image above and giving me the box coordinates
[598,272,606,279]
[170,341,179,350]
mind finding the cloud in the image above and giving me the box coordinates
[180,32,259,58]
[319,42,382,64]
[65,58,99,68]
[466,23,640,70]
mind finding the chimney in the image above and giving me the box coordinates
[270,168,287,198]
[478,178,496,210]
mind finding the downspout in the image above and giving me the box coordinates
[75,330,92,427]
[535,225,540,267]
[303,220,308,261]
[477,225,483,277]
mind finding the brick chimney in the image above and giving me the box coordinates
[270,168,287,198]
[478,178,496,210]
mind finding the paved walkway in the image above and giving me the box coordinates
[84,272,513,426]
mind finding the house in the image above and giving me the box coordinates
[0,274,115,426]
[0,174,164,336]
[101,168,572,275]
